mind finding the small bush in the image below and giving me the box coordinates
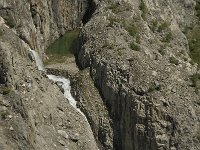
[190,74,200,94]
[158,48,165,56]
[151,21,158,32]
[169,57,179,65]
[148,83,161,92]
[103,40,114,49]
[5,16,16,28]
[108,17,121,27]
[0,111,9,119]
[108,2,132,13]
[187,26,200,66]
[130,42,140,51]
[0,87,11,95]
[161,32,173,43]
[126,22,138,37]
[195,1,200,20]
[158,22,169,32]
[0,28,3,36]
[139,0,148,20]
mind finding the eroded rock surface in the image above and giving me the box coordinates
[76,0,200,150]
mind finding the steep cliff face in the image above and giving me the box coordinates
[0,0,88,57]
[0,0,98,150]
[76,0,200,149]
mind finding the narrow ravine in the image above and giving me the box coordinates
[30,49,85,118]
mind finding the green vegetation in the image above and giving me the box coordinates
[139,0,148,20]
[190,73,200,94]
[158,22,169,32]
[45,29,80,65]
[158,48,165,56]
[151,21,158,32]
[0,111,9,119]
[169,56,179,65]
[108,17,123,27]
[130,42,140,51]
[195,1,200,20]
[148,83,161,92]
[161,32,173,43]
[108,2,132,13]
[0,87,11,95]
[187,25,200,66]
[197,125,200,141]
[126,22,138,37]
[103,40,114,49]
[0,28,3,36]
[5,16,16,28]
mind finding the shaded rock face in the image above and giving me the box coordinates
[76,0,200,150]
[71,68,113,150]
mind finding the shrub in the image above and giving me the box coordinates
[158,22,169,32]
[161,32,173,43]
[108,2,132,13]
[187,25,200,66]
[139,0,148,20]
[5,16,16,28]
[195,1,200,20]
[169,57,179,65]
[130,42,140,51]
[151,21,158,32]
[0,111,9,119]
[108,3,119,13]
[126,22,138,37]
[0,87,11,95]
[0,28,3,36]
[158,48,165,56]
[190,73,200,94]
[148,83,161,92]
[108,17,122,27]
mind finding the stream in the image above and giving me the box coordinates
[30,49,85,118]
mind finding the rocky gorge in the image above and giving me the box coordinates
[1,0,200,150]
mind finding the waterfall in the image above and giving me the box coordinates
[30,49,85,117]
[29,50,45,71]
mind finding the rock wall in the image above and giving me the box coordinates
[0,0,99,150]
[76,0,200,149]
[0,0,88,58]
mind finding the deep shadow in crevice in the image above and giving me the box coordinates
[82,0,96,25]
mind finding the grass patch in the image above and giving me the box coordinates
[0,110,9,119]
[158,22,169,32]
[5,16,16,28]
[108,17,123,27]
[169,56,179,65]
[187,25,200,66]
[139,0,148,20]
[126,22,138,37]
[108,2,132,13]
[148,83,161,92]
[190,73,200,94]
[150,21,158,32]
[0,87,11,95]
[45,29,80,64]
[0,28,3,36]
[158,48,165,56]
[103,40,115,49]
[130,42,140,51]
[108,3,120,13]
[195,1,200,20]
[161,32,173,43]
